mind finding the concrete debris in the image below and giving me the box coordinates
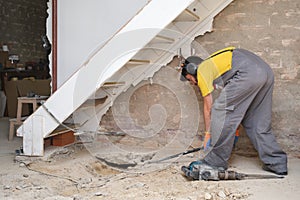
[35,186,43,190]
[224,188,231,196]
[3,185,10,190]
[23,174,29,178]
[9,141,295,200]
[204,192,212,200]
[126,182,146,190]
[44,196,73,200]
[48,148,73,160]
[94,192,108,197]
[218,190,227,198]
[19,162,26,167]
[96,152,156,169]
[201,184,249,200]
[15,186,22,190]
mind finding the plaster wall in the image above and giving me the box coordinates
[53,0,148,87]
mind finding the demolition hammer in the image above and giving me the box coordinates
[181,161,284,181]
[147,147,284,181]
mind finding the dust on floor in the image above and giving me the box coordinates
[2,142,299,200]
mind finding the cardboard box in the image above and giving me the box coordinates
[4,79,51,117]
[52,131,75,146]
[0,51,8,67]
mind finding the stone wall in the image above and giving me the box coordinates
[194,0,300,155]
[102,0,300,155]
[0,0,48,65]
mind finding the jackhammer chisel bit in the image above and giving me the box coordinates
[217,170,284,180]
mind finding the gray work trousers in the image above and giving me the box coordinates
[203,48,287,173]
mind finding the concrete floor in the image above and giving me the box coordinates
[0,117,22,167]
[1,117,300,200]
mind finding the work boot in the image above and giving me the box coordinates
[262,164,288,176]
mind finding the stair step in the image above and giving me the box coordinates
[79,97,108,109]
[127,59,150,65]
[103,81,126,88]
[173,9,200,22]
[151,35,175,44]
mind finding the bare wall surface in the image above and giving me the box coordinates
[55,0,148,86]
[101,0,300,155]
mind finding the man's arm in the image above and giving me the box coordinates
[203,93,213,132]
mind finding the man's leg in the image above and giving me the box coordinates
[241,68,287,174]
[203,69,267,169]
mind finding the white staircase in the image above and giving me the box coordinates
[17,0,233,156]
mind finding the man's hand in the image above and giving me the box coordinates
[203,131,211,151]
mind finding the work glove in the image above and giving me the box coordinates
[203,131,211,151]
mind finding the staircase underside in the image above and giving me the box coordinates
[17,0,233,156]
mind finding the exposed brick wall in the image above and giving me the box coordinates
[195,0,300,81]
[0,0,48,64]
[102,0,300,154]
[194,0,300,154]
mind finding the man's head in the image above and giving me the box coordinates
[180,56,203,84]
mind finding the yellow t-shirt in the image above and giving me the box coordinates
[197,47,235,97]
